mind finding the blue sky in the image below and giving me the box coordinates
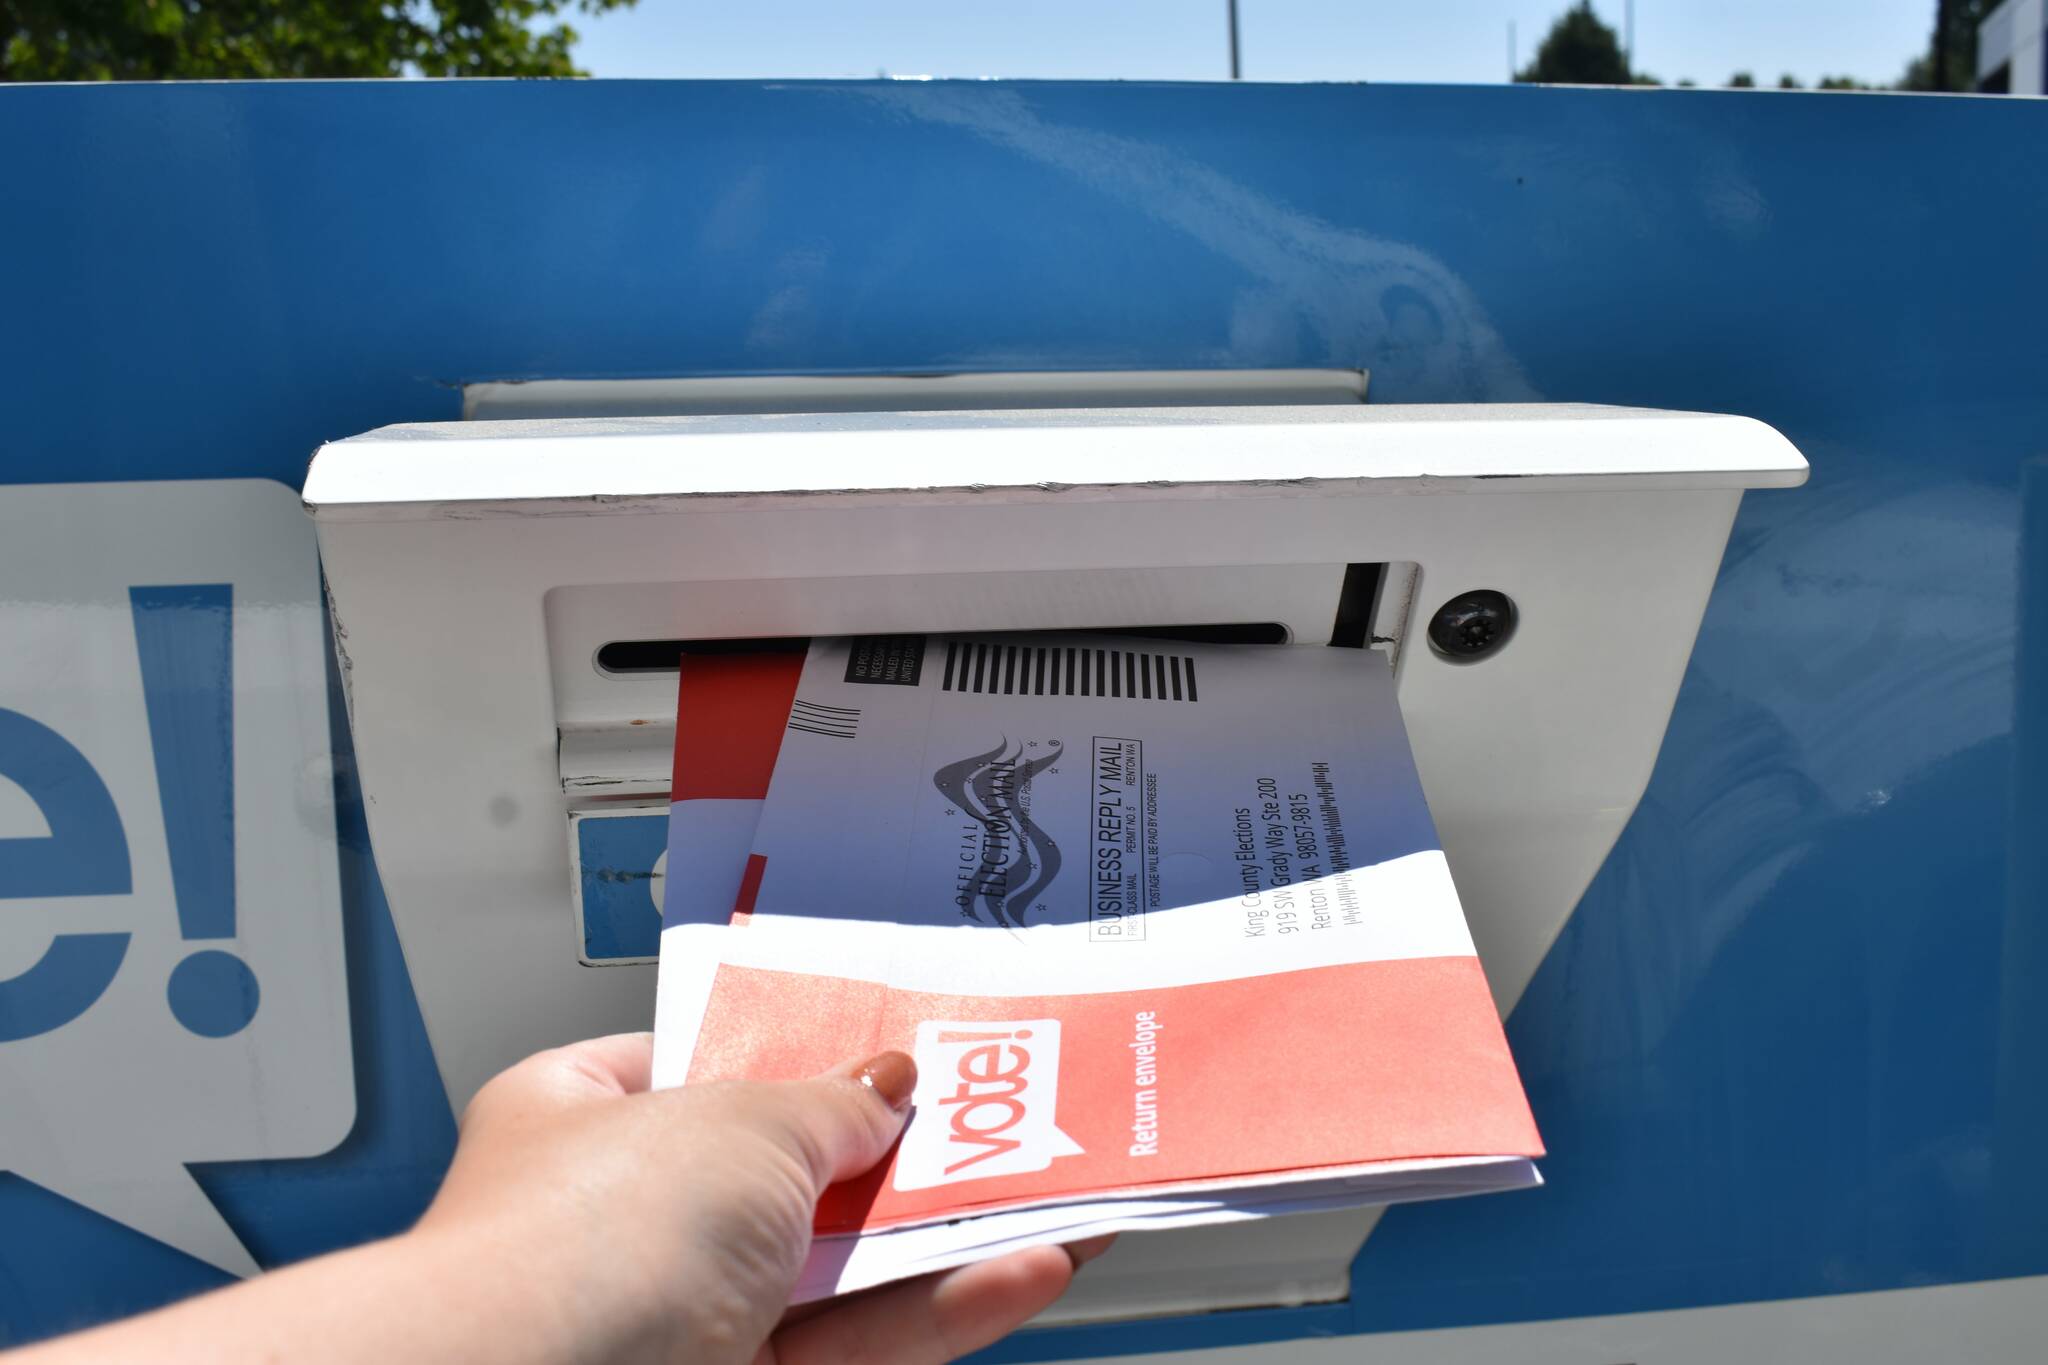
[567,1,1935,88]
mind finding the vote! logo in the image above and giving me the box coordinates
[0,479,353,1279]
[894,1018,1083,1191]
[0,586,259,1044]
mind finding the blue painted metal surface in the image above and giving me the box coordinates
[1,79,2043,1356]
[575,811,668,962]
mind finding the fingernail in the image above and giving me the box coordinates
[1066,1234,1118,1268]
[858,1050,917,1113]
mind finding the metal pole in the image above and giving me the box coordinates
[1625,0,1634,70]
[1228,0,1241,80]
[1508,20,1517,80]
[1932,0,1952,92]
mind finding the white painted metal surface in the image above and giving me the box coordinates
[304,400,1805,1325]
[306,404,1804,519]
[1057,1273,2048,1363]
[463,368,1368,420]
[1038,1204,1371,1325]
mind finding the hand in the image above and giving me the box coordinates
[7,1033,1107,1365]
[417,1032,1109,1364]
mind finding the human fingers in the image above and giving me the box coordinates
[720,1051,919,1196]
[766,1243,1087,1365]
[1062,1233,1119,1266]
[770,1233,1116,1334]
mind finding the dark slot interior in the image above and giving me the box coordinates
[597,625,1281,675]
[594,564,1382,675]
[1327,562,1381,649]
[599,637,811,673]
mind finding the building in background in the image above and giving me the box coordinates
[1979,0,2046,92]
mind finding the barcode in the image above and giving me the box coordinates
[939,641,1199,703]
[788,698,860,738]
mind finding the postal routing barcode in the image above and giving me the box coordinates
[939,641,1199,703]
[788,698,860,738]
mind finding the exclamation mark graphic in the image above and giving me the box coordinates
[130,585,259,1038]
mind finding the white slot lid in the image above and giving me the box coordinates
[304,403,1809,522]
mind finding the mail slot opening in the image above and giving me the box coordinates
[591,563,1386,677]
[595,622,1297,677]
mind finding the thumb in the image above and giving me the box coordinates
[764,1051,919,1196]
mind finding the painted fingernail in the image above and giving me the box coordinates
[1066,1234,1118,1268]
[858,1050,917,1113]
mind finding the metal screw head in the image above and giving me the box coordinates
[1426,589,1516,661]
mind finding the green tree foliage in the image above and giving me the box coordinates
[1513,2,1637,85]
[1747,71,1875,91]
[1896,0,1998,91]
[1510,3,1890,92]
[3,0,635,80]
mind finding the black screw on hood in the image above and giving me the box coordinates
[1426,589,1516,661]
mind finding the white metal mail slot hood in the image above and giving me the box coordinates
[304,399,1804,1326]
[307,402,1804,519]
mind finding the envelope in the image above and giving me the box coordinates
[650,649,799,1085]
[651,635,1541,1301]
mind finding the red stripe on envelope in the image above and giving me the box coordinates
[730,854,767,926]
[671,652,805,801]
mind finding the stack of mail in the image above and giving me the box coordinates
[652,634,1542,1301]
